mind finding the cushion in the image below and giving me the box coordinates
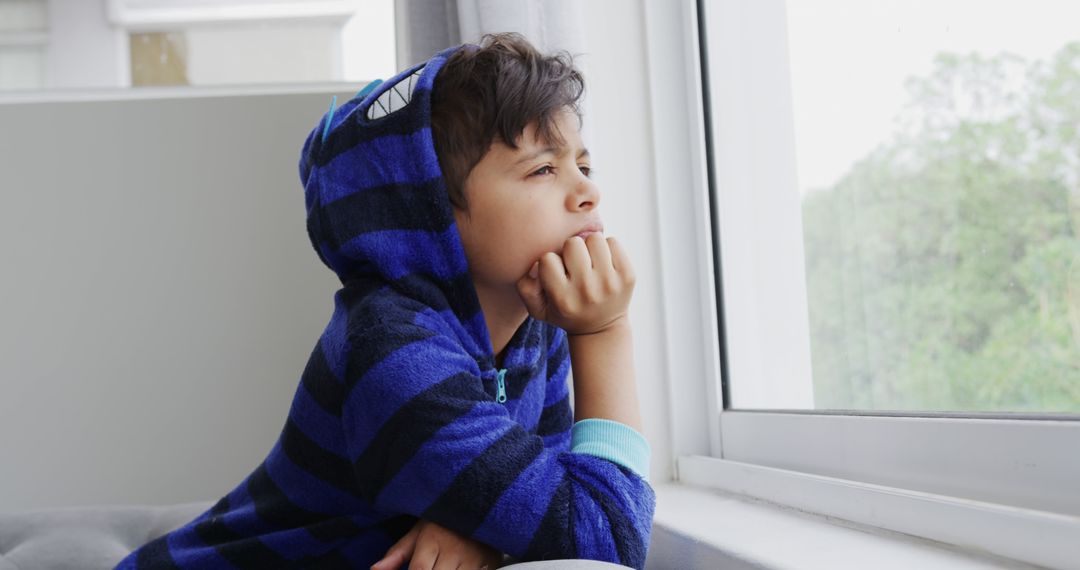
[0,501,211,570]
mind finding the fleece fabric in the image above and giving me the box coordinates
[115,43,655,570]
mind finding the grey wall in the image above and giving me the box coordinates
[0,87,351,512]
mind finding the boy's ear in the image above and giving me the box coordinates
[452,202,471,221]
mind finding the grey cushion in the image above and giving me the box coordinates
[505,563,631,569]
[0,501,212,570]
[0,502,631,570]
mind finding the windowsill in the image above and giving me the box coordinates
[649,483,1035,570]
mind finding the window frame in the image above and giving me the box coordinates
[643,1,1080,568]
[106,0,357,30]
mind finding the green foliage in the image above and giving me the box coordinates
[803,43,1080,412]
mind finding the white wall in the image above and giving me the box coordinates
[45,0,130,89]
[342,0,397,82]
[0,0,678,511]
[0,86,351,511]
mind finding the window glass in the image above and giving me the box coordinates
[786,0,1080,413]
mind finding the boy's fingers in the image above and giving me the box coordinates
[586,232,612,271]
[561,237,591,280]
[515,265,546,317]
[538,251,569,290]
[408,538,438,570]
[370,552,402,570]
[607,237,634,280]
[431,551,457,570]
[371,524,419,570]
[517,263,540,292]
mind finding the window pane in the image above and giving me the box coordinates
[0,0,48,90]
[787,0,1080,413]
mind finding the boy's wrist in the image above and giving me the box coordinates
[566,315,641,431]
[565,314,631,339]
[565,317,633,359]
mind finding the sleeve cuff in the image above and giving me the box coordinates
[570,418,651,480]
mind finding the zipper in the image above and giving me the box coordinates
[496,368,507,403]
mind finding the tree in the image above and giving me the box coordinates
[803,43,1080,412]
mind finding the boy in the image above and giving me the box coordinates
[116,33,654,570]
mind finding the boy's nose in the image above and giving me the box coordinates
[570,176,600,211]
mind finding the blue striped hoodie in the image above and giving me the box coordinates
[116,44,655,570]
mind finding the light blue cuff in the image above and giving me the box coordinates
[571,418,651,480]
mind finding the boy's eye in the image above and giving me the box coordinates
[528,165,593,178]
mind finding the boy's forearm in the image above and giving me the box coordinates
[567,318,643,432]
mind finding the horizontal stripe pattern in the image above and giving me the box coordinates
[316,178,451,250]
[274,424,363,507]
[335,227,469,282]
[298,343,343,417]
[351,371,479,500]
[372,402,510,515]
[421,425,545,535]
[342,335,479,455]
[319,132,444,206]
[536,394,573,437]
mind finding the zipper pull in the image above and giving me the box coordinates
[496,368,507,403]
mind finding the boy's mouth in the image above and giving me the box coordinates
[573,222,604,240]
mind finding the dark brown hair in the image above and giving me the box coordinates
[431,32,586,210]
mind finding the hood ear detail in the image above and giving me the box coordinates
[366,66,425,121]
[321,95,338,143]
[355,78,383,100]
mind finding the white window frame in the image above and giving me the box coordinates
[106,0,357,30]
[643,1,1080,568]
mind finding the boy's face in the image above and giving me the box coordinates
[454,108,602,293]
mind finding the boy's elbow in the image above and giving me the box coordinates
[601,488,655,569]
[596,522,652,570]
[558,492,654,569]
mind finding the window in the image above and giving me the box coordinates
[0,0,396,91]
[729,0,1080,415]
[0,0,48,90]
[652,1,1080,567]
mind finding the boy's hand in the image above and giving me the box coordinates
[370,519,502,570]
[516,234,635,336]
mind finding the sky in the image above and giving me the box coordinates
[784,0,1080,195]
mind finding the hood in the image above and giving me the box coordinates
[297,44,500,363]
